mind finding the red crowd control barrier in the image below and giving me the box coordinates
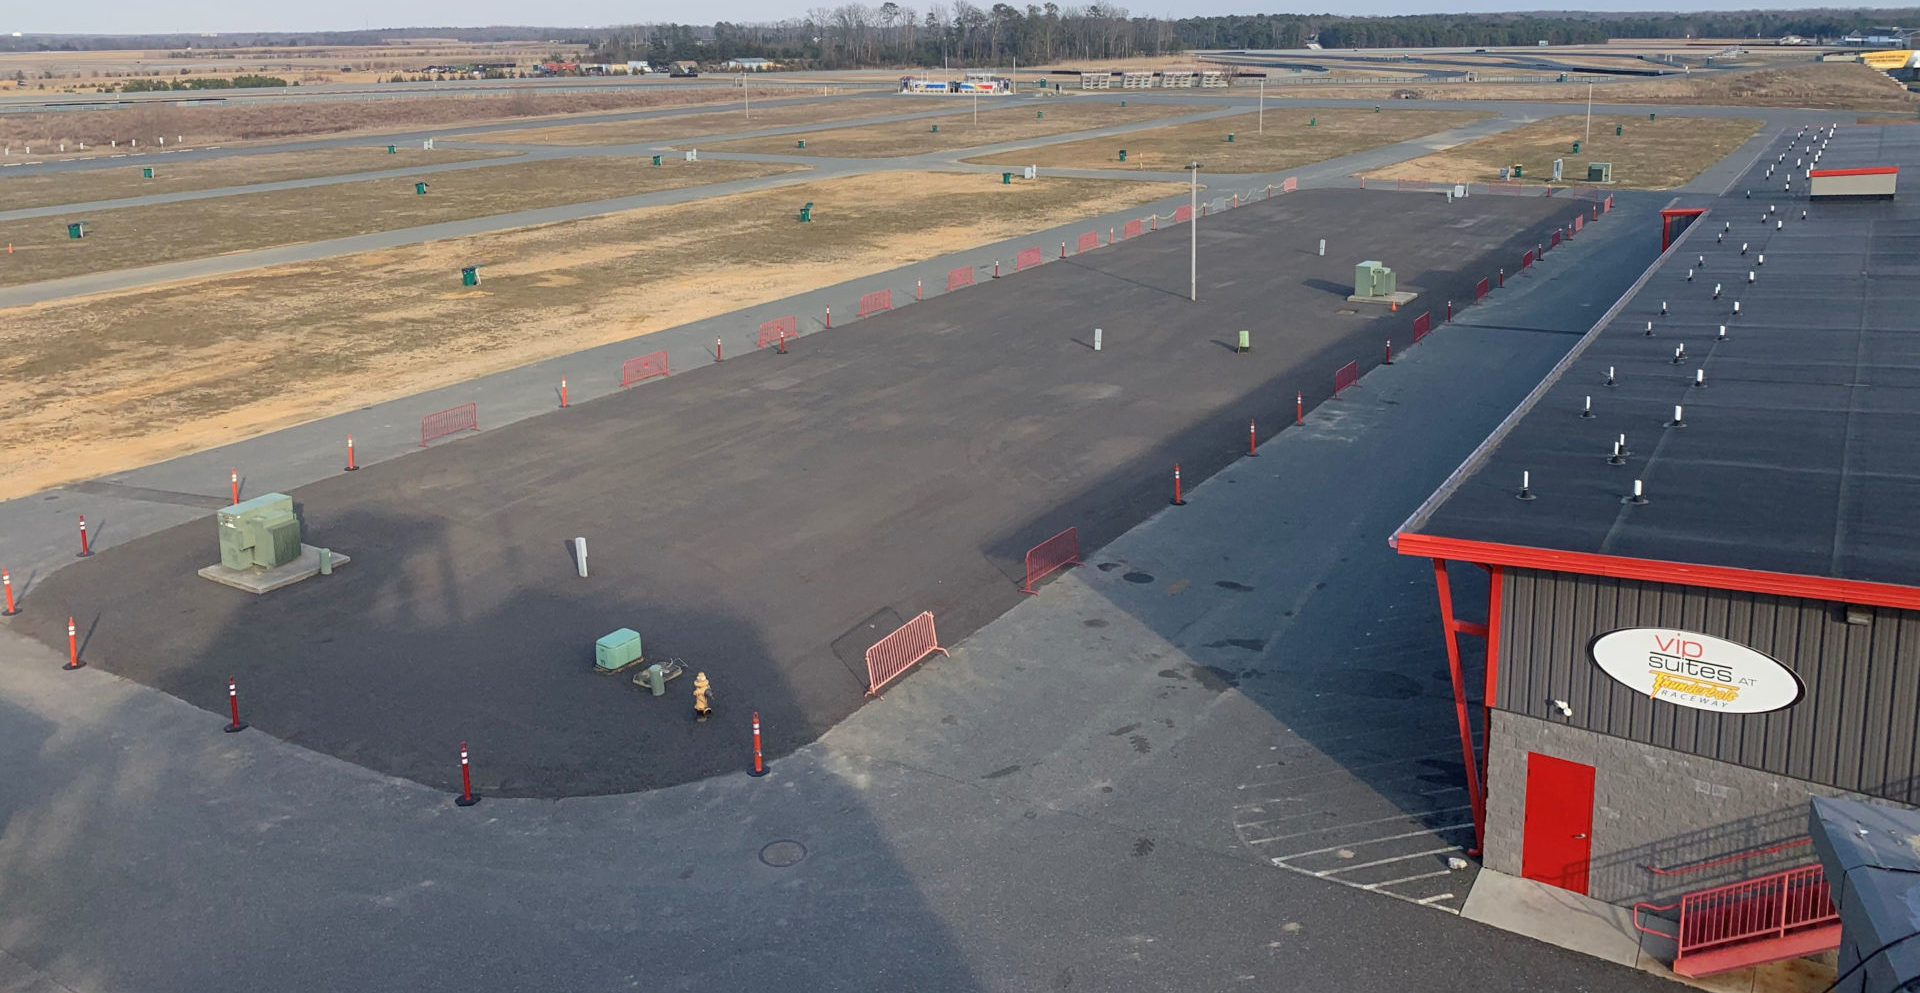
[859,289,892,318]
[621,350,670,387]
[1281,176,1298,192]
[420,403,478,446]
[1015,247,1043,271]
[1411,311,1432,342]
[1605,196,1614,212]
[1475,277,1491,300]
[1021,527,1080,595]
[947,266,975,292]
[1122,219,1143,239]
[1077,231,1100,253]
[758,316,798,349]
[1173,204,1193,223]
[1551,230,1562,248]
[1397,179,1429,192]
[1333,361,1360,397]
[865,611,949,696]
[1574,214,1585,233]
[1522,249,1535,269]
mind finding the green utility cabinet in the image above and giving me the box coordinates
[1588,162,1613,183]
[1354,261,1396,298]
[595,628,644,673]
[217,493,301,570]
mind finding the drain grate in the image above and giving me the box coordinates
[759,840,807,867]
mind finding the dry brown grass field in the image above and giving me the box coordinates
[1360,114,1761,189]
[0,157,803,287]
[968,108,1490,173]
[474,95,911,144]
[0,41,580,90]
[0,146,512,211]
[705,99,1205,157]
[0,170,1179,496]
[0,85,844,150]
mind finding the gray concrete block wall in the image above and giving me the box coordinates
[1485,710,1887,906]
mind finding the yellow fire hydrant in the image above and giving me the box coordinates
[693,672,713,723]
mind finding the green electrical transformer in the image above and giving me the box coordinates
[217,493,302,570]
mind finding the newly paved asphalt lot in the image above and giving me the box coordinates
[14,188,1586,798]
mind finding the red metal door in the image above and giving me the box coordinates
[1522,752,1595,894]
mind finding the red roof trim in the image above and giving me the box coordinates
[1393,532,1920,611]
[1809,167,1899,178]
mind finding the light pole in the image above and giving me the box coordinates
[1585,82,1593,149]
[1188,161,1202,302]
[743,74,751,121]
[1258,78,1265,134]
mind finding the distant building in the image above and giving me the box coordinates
[724,58,773,71]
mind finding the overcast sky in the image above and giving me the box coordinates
[14,0,1854,37]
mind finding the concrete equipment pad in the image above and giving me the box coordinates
[14,188,1592,798]
[198,544,350,594]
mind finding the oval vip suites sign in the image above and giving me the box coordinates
[1589,629,1805,714]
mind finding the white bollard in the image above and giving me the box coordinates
[574,537,589,578]
[1318,238,1326,257]
[1093,328,1103,351]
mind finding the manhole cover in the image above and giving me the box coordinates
[759,840,807,867]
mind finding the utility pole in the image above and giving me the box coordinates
[744,74,751,120]
[1258,78,1265,133]
[1188,161,1202,302]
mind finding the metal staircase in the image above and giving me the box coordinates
[1633,863,1841,978]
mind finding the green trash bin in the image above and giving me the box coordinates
[414,181,428,195]
[1309,117,1316,126]
[796,140,804,149]
[1118,149,1127,163]
[1374,105,1381,112]
[1511,164,1523,178]
[930,124,938,133]
[460,266,478,287]
[387,144,397,154]
[141,166,153,179]
[1036,111,1044,119]
[1572,140,1580,154]
[66,222,84,239]
[1226,133,1235,143]
[1649,112,1656,121]
[652,154,662,165]
[799,202,813,222]
[1002,172,1012,184]
[594,628,644,674]
[1616,124,1623,137]
[1120,100,1126,107]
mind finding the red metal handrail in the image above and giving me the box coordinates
[1646,838,1812,877]
[1633,864,1837,962]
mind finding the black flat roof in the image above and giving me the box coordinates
[1403,123,1920,590]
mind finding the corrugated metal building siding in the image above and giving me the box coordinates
[1496,568,1920,803]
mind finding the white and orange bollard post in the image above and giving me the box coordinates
[345,435,358,471]
[715,337,724,363]
[750,711,767,777]
[64,617,81,670]
[224,677,248,733]
[560,378,569,408]
[1296,392,1303,426]
[1171,464,1186,506]
[230,469,239,505]
[1248,419,1258,458]
[456,742,480,806]
[1,568,14,615]
[77,516,91,557]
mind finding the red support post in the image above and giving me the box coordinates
[1447,300,1453,322]
[993,261,1000,279]
[1430,559,1487,856]
[560,378,569,408]
[1248,418,1258,457]
[224,677,248,733]
[1499,267,1505,288]
[750,711,767,777]
[77,516,90,557]
[456,742,480,806]
[777,335,787,354]
[1,568,14,615]
[1171,464,1186,506]
[345,435,358,472]
[1060,241,1066,259]
[64,616,81,670]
